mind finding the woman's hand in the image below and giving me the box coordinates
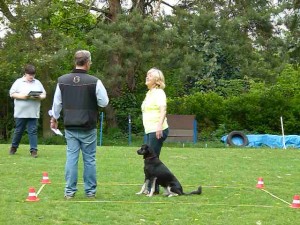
[156,124,163,139]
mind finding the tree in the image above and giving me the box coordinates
[167,0,288,94]
[280,0,300,64]
[0,0,181,136]
[90,11,180,129]
[0,0,95,138]
[0,0,297,140]
[89,0,183,129]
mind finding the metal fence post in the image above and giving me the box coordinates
[193,119,197,143]
[98,112,104,146]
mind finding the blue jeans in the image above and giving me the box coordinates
[144,128,169,157]
[64,129,97,197]
[144,128,169,193]
[11,118,38,151]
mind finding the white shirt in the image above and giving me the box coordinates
[9,76,46,118]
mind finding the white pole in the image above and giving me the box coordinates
[280,116,286,149]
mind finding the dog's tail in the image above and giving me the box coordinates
[184,186,202,195]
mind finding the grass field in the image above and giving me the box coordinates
[1,144,300,225]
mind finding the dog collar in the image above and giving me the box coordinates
[145,156,157,160]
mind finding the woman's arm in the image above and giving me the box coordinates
[10,93,29,100]
[156,105,167,139]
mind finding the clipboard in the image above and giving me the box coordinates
[28,91,42,96]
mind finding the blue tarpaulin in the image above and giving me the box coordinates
[221,134,300,148]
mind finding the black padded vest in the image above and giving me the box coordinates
[58,72,98,130]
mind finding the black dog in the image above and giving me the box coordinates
[136,144,202,197]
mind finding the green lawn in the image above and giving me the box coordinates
[1,144,300,225]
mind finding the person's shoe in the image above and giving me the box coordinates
[9,147,17,155]
[64,195,74,200]
[86,194,96,199]
[30,151,38,158]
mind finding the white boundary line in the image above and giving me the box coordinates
[260,189,291,205]
[36,184,46,196]
[56,200,283,208]
[32,182,292,208]
[56,182,254,189]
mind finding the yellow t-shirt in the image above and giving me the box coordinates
[141,88,168,134]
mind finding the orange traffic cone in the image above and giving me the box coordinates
[290,195,300,208]
[256,177,264,189]
[41,172,51,184]
[26,187,40,202]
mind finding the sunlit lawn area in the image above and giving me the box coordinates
[1,144,300,224]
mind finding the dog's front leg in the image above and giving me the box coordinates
[136,179,149,195]
[163,187,172,196]
[147,177,157,197]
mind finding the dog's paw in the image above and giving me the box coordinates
[136,190,149,195]
[146,194,153,197]
[142,190,149,195]
[168,193,178,197]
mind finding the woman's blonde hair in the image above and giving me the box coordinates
[147,68,165,89]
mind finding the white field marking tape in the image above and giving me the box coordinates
[57,200,282,208]
[57,182,250,189]
[34,181,290,208]
[260,189,291,206]
[36,184,46,196]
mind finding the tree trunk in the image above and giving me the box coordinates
[108,0,121,21]
[42,90,54,138]
[104,0,122,129]
[104,105,118,128]
[40,65,54,138]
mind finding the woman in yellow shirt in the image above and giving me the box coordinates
[141,68,169,193]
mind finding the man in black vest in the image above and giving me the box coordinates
[50,50,109,199]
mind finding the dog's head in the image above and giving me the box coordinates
[137,144,156,159]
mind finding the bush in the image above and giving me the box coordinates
[168,92,225,136]
[168,65,300,137]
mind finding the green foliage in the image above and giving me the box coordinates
[109,91,143,133]
[90,11,177,85]
[0,0,299,141]
[215,78,251,97]
[164,69,186,98]
[167,65,300,139]
[168,92,225,135]
[89,11,189,131]
[0,0,94,141]
[222,65,300,134]
[103,127,128,145]
[41,135,66,145]
[280,0,300,64]
[48,0,96,37]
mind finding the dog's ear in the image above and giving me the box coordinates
[145,145,157,156]
[145,144,152,152]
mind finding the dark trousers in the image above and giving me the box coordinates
[144,128,169,192]
[11,118,38,151]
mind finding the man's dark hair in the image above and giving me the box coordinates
[24,64,36,75]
